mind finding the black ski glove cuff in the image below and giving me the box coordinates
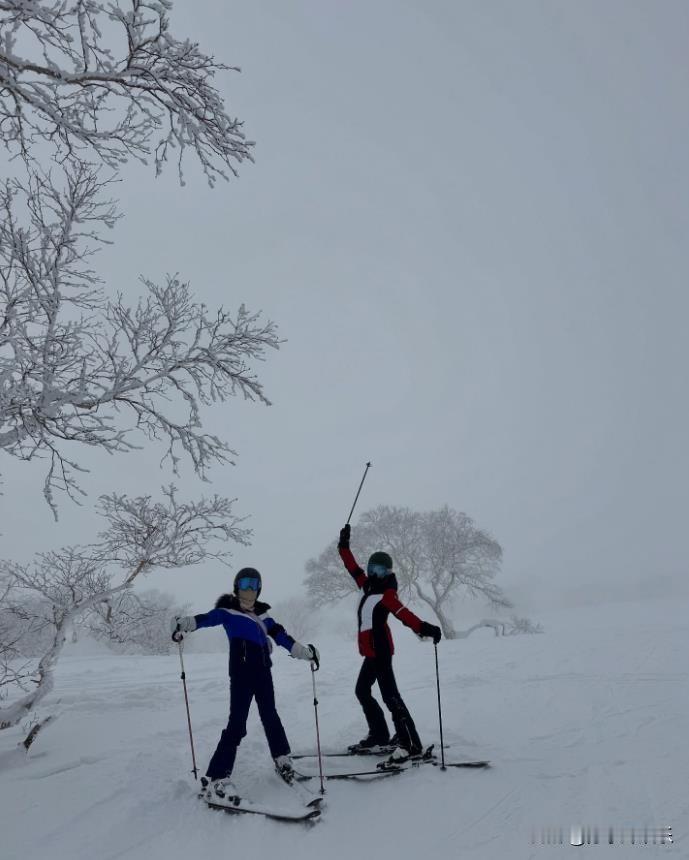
[338,524,351,549]
[419,621,442,644]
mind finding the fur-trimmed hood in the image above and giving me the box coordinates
[215,592,271,614]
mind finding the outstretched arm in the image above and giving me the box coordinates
[260,614,296,652]
[380,590,423,635]
[380,593,443,643]
[338,524,366,589]
[259,613,320,667]
[193,608,232,630]
[170,608,231,641]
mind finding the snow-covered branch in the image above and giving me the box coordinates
[0,0,253,183]
[0,485,249,728]
[0,168,280,516]
[86,588,190,654]
[453,616,544,638]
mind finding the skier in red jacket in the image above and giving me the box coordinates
[338,523,442,764]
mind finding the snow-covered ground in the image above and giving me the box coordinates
[1,599,686,859]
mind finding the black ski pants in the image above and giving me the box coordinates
[206,663,290,779]
[355,655,422,753]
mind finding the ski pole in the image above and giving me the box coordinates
[310,662,326,795]
[346,461,372,524]
[434,642,446,771]
[175,636,199,780]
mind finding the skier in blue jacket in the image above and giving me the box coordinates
[171,567,319,805]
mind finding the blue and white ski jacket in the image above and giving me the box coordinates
[193,593,295,671]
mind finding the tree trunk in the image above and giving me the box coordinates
[0,617,68,729]
[0,578,136,730]
[413,582,457,638]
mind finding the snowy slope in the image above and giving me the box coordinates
[0,599,686,859]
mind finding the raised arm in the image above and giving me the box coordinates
[337,524,367,589]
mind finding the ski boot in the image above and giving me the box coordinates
[379,743,430,769]
[204,776,240,806]
[274,754,295,784]
[347,734,393,755]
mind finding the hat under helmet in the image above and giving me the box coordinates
[367,551,393,573]
[233,567,262,597]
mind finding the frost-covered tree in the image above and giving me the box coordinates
[304,505,512,639]
[0,574,33,700]
[269,595,319,643]
[0,0,253,181]
[0,167,279,514]
[0,2,275,515]
[87,587,190,655]
[0,485,248,730]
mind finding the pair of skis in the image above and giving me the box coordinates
[206,746,491,822]
[292,744,491,781]
[205,776,324,823]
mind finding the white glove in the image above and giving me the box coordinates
[291,642,320,668]
[170,615,197,637]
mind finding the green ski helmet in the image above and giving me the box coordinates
[367,551,393,578]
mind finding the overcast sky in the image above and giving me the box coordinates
[2,1,688,618]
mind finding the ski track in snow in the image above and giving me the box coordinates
[0,600,685,860]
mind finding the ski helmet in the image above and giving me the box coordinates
[367,551,393,577]
[233,567,262,596]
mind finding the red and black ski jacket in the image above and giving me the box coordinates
[338,547,423,658]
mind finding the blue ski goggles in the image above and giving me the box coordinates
[236,576,260,591]
[367,562,390,578]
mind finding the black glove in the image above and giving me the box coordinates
[419,621,442,644]
[338,523,351,549]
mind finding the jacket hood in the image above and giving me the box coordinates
[215,593,270,614]
[363,572,398,595]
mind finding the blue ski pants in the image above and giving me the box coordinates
[206,663,290,779]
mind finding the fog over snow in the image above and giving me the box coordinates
[1,599,686,858]
[2,2,688,615]
[2,4,688,859]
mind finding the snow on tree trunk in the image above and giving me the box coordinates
[0,488,247,731]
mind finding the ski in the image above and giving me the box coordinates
[376,743,438,771]
[374,744,491,773]
[275,769,325,808]
[294,765,402,782]
[206,797,321,823]
[292,743,452,760]
[377,755,491,773]
[292,747,395,760]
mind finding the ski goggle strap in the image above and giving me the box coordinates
[367,562,390,578]
[236,576,260,591]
